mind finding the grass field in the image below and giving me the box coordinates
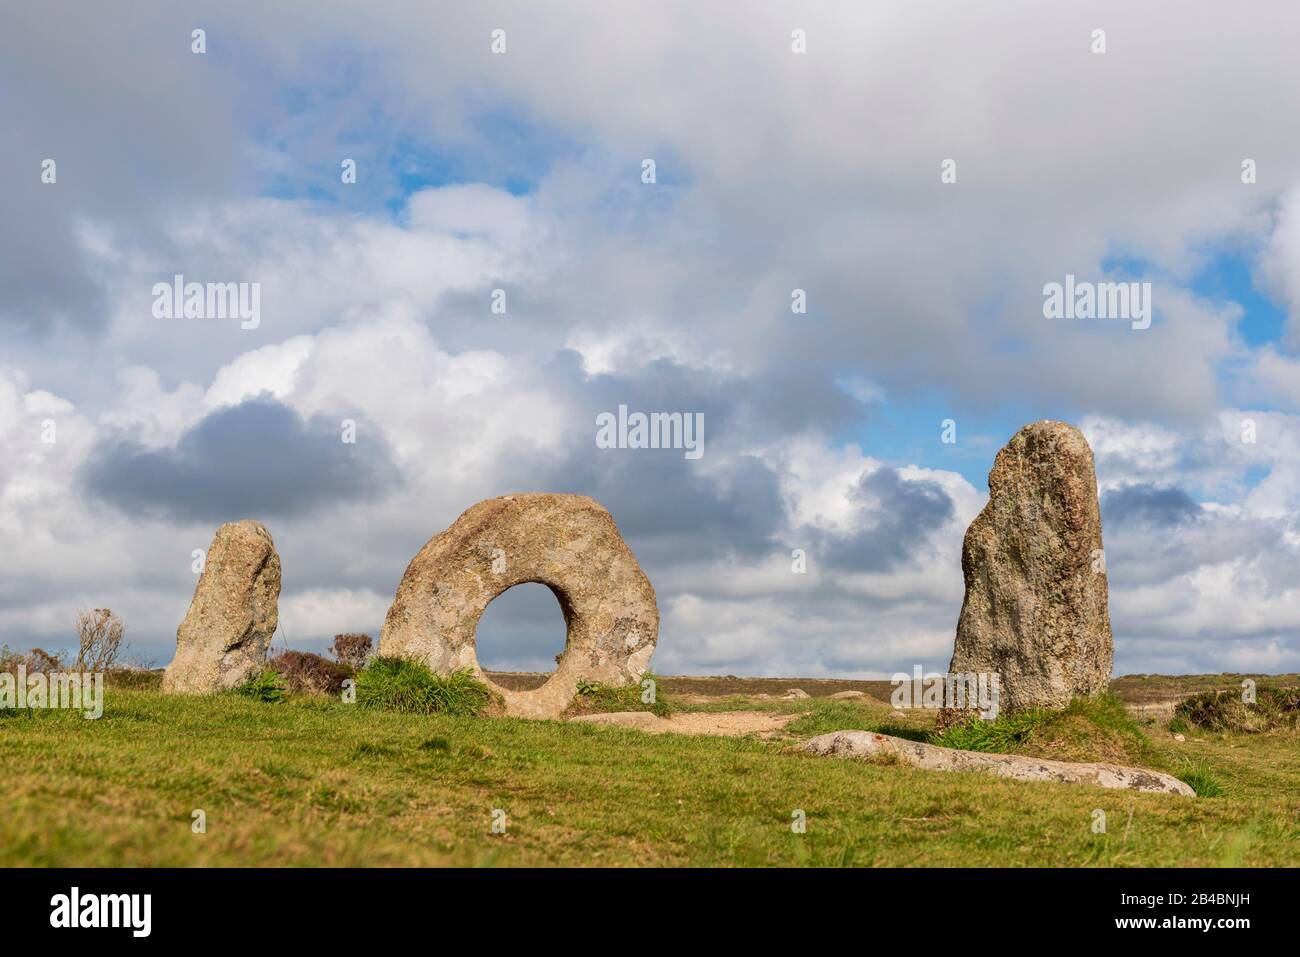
[2,674,1298,866]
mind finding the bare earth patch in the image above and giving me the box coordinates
[568,709,802,738]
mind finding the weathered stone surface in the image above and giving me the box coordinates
[803,731,1194,796]
[162,521,281,694]
[782,688,811,700]
[829,690,866,700]
[379,493,658,719]
[948,420,1113,713]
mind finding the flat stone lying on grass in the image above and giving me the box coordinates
[829,690,866,700]
[782,688,810,699]
[803,730,1194,796]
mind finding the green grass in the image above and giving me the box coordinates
[2,687,1299,866]
[783,701,930,741]
[931,695,1158,766]
[1174,760,1227,798]
[232,670,287,704]
[569,674,672,718]
[355,658,494,716]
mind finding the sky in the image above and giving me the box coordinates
[2,1,1299,678]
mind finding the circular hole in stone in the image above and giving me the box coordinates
[474,583,569,691]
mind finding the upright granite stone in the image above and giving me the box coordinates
[380,493,658,719]
[948,421,1112,713]
[162,521,281,694]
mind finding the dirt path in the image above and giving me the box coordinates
[568,710,802,738]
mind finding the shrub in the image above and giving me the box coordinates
[269,650,351,695]
[1173,685,1300,733]
[329,633,373,671]
[74,609,125,671]
[1,646,70,675]
[104,668,163,690]
[234,670,287,703]
[355,657,492,716]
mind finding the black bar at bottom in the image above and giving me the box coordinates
[0,867,1283,943]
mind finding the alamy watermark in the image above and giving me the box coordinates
[890,665,1001,719]
[1043,274,1151,330]
[596,404,704,459]
[152,274,261,329]
[1,664,103,719]
[50,887,150,937]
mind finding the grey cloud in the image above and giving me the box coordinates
[814,467,955,573]
[83,397,399,522]
[1102,483,1202,528]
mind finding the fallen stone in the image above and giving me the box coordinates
[829,690,866,700]
[949,420,1113,713]
[162,520,281,694]
[803,730,1194,796]
[782,688,811,699]
[379,494,658,719]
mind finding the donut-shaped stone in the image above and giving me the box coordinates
[378,493,659,718]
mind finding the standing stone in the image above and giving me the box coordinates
[948,421,1112,713]
[380,493,658,719]
[162,521,281,694]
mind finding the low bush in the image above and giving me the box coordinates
[329,633,373,671]
[355,657,493,716]
[1174,685,1300,733]
[269,650,352,695]
[74,608,125,671]
[104,668,163,690]
[0,646,68,675]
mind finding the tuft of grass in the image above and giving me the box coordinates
[1174,685,1300,733]
[351,742,398,759]
[355,657,492,716]
[1176,760,1226,798]
[233,669,287,703]
[930,694,1158,767]
[931,708,1049,753]
[781,700,931,742]
[569,673,672,717]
